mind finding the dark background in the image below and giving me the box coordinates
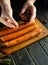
[0,0,48,21]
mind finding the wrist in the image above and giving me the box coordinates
[26,0,33,6]
[27,0,36,4]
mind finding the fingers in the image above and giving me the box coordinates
[0,16,19,28]
[20,4,28,15]
[20,0,36,22]
[30,5,36,21]
[0,18,17,28]
[1,12,19,28]
[20,6,32,22]
[1,19,16,28]
[20,5,36,22]
[8,16,19,27]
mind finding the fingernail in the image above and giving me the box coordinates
[11,25,16,28]
[16,25,19,28]
[15,22,19,26]
[13,26,16,28]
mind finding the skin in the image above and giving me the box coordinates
[0,0,36,28]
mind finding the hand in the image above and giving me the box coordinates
[20,0,36,22]
[0,0,18,28]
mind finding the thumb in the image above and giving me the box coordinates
[20,4,28,15]
[30,5,36,21]
[7,15,19,27]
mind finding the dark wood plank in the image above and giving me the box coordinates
[37,9,48,28]
[37,9,48,55]
[11,48,35,65]
[37,9,48,19]
[26,42,48,65]
[10,55,16,65]
[40,10,48,20]
[39,37,48,54]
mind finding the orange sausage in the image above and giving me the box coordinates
[0,20,35,37]
[0,24,37,42]
[1,28,41,47]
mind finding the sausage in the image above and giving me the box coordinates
[0,28,42,47]
[0,24,37,42]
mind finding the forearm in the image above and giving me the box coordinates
[0,0,11,8]
[27,0,36,4]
